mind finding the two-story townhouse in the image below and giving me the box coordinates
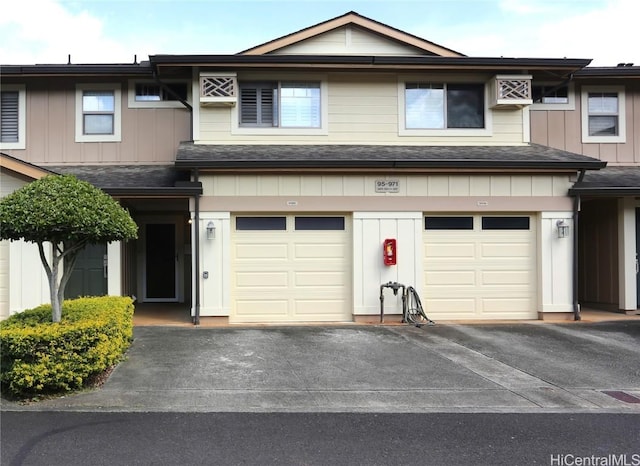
[1,12,609,324]
[530,65,640,315]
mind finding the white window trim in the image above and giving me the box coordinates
[530,82,575,111]
[231,75,328,136]
[0,84,26,150]
[397,78,493,137]
[127,79,191,109]
[581,85,626,144]
[75,83,122,142]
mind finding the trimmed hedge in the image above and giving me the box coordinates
[0,296,134,399]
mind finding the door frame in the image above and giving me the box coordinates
[137,215,184,303]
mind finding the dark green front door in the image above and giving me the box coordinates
[66,243,107,299]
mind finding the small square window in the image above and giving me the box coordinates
[580,86,625,143]
[75,84,121,142]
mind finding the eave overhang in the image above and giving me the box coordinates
[150,55,591,75]
[569,167,640,197]
[0,63,152,78]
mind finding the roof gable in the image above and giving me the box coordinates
[0,153,56,181]
[239,11,464,57]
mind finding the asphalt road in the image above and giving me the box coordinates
[2,412,639,466]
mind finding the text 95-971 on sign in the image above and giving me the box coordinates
[375,179,400,193]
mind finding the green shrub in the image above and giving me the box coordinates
[0,296,133,399]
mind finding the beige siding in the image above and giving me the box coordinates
[201,174,574,198]
[1,78,190,165]
[198,73,526,145]
[273,26,425,56]
[531,82,640,165]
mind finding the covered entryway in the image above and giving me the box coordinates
[423,214,537,320]
[231,215,351,323]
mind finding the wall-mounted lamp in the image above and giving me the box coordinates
[556,220,570,239]
[206,221,216,240]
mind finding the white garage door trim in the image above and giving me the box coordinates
[231,215,351,323]
[424,214,537,320]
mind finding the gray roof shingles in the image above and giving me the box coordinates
[570,166,640,196]
[175,143,606,170]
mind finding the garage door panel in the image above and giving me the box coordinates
[235,243,288,260]
[426,271,476,285]
[294,242,346,259]
[235,271,289,288]
[295,271,346,287]
[293,300,347,316]
[235,299,289,317]
[481,270,531,285]
[481,243,531,258]
[481,298,532,313]
[425,243,475,258]
[424,298,476,314]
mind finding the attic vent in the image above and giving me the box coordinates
[489,75,533,109]
[200,73,237,106]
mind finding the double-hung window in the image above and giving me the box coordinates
[581,85,625,143]
[75,84,121,142]
[0,85,26,149]
[239,81,321,128]
[404,82,485,130]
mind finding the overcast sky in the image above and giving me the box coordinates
[0,0,636,67]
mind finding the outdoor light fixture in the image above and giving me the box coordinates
[556,220,570,239]
[206,221,216,240]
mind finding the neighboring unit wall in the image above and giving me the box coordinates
[530,82,640,164]
[0,78,190,165]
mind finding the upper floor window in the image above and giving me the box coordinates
[128,80,191,108]
[398,79,491,137]
[0,85,26,150]
[239,81,321,128]
[405,83,484,129]
[580,85,626,143]
[75,84,121,142]
[530,83,575,111]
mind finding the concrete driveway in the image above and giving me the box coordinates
[3,321,640,413]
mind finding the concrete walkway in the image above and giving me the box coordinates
[3,320,639,413]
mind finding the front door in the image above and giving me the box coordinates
[143,222,179,302]
[66,243,108,299]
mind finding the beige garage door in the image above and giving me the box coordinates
[231,215,351,323]
[423,215,537,320]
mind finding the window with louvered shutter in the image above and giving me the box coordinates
[240,83,275,126]
[0,91,19,143]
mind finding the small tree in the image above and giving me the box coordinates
[0,175,138,322]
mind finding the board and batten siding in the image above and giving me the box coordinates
[530,82,640,165]
[197,73,527,145]
[1,78,190,165]
[200,174,574,198]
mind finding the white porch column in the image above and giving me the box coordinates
[539,212,574,314]
[618,198,637,312]
[198,212,231,317]
[107,241,121,296]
